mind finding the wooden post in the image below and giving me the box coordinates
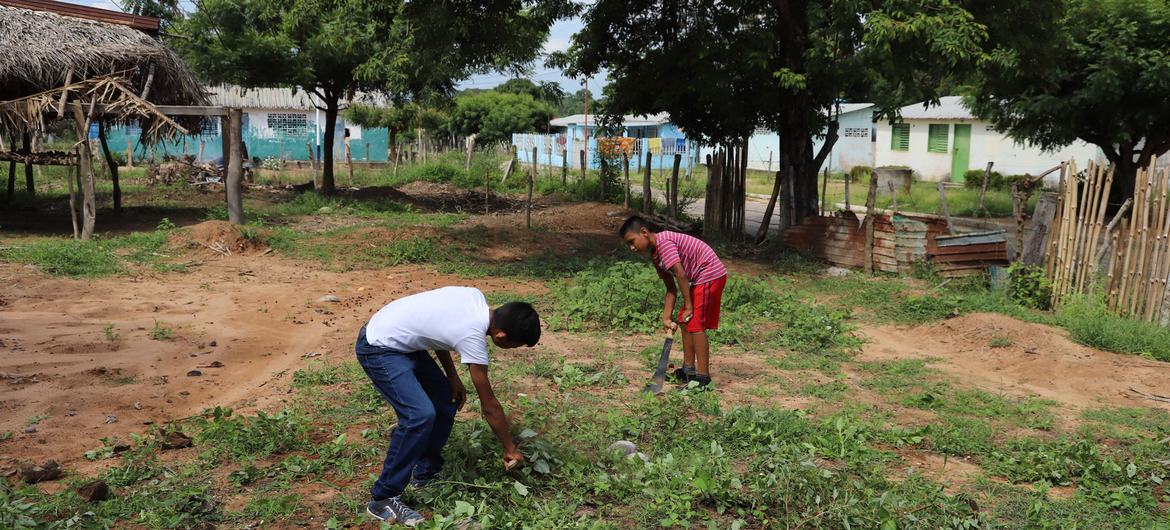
[21,131,33,196]
[305,143,317,188]
[126,138,134,168]
[863,171,880,274]
[365,142,370,162]
[68,104,96,240]
[226,108,244,225]
[484,166,490,216]
[889,181,898,213]
[526,170,534,230]
[532,146,538,183]
[547,147,553,180]
[977,161,993,217]
[579,149,586,182]
[465,134,476,171]
[937,182,953,234]
[670,153,681,219]
[6,133,14,202]
[561,149,567,185]
[623,153,631,209]
[96,120,121,214]
[820,167,829,216]
[66,153,79,239]
[844,169,851,211]
[199,140,206,162]
[643,150,653,214]
[766,151,773,172]
[756,170,782,245]
[345,137,354,187]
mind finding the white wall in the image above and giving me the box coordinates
[875,119,1102,184]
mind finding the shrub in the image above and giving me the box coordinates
[3,239,121,277]
[848,165,872,183]
[964,169,1026,191]
[1007,263,1052,310]
[552,261,662,332]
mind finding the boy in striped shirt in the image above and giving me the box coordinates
[619,215,728,388]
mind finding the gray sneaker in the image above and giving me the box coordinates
[366,496,424,526]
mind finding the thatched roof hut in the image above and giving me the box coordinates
[0,2,206,105]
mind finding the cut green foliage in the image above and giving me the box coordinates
[193,407,307,461]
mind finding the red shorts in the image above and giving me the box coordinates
[679,275,726,333]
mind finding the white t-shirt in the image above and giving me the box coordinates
[365,286,491,365]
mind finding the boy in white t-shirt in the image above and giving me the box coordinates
[355,286,541,526]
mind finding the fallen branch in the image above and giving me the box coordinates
[1128,387,1170,404]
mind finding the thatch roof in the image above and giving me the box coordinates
[0,3,206,105]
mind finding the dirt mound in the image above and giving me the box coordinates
[172,221,264,256]
[859,313,1170,413]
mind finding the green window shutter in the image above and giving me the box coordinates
[891,123,910,151]
[927,124,949,153]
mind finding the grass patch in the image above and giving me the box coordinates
[1057,295,1170,361]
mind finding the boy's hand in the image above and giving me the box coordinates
[662,319,678,335]
[503,449,524,470]
[679,305,694,324]
[448,377,468,411]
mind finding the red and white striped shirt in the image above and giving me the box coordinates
[652,231,727,285]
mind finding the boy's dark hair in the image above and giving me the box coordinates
[618,215,655,237]
[491,302,541,347]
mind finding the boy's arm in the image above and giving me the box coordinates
[669,263,695,323]
[657,266,680,333]
[468,363,523,470]
[434,350,467,410]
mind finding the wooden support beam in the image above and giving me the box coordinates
[225,108,244,225]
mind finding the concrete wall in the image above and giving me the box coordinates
[102,108,390,163]
[875,119,1102,184]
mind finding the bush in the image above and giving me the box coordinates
[1007,263,1052,310]
[848,165,872,183]
[964,169,1029,191]
[552,261,663,332]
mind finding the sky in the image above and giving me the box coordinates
[62,0,606,94]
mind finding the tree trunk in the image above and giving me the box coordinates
[777,107,840,227]
[97,121,121,214]
[388,128,399,162]
[320,96,339,194]
[21,130,33,196]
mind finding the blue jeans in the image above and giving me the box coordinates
[356,326,457,500]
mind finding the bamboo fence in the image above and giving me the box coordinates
[1047,156,1170,324]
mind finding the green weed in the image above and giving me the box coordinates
[149,320,173,340]
[1057,295,1170,361]
[103,324,120,342]
[193,406,308,461]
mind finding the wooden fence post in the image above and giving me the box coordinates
[623,153,631,209]
[532,146,538,182]
[579,149,586,182]
[643,151,653,214]
[561,149,567,185]
[670,153,681,219]
[126,138,134,168]
[226,108,245,225]
[937,182,953,234]
[863,171,880,274]
[526,170,534,230]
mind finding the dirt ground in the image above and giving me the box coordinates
[860,313,1170,414]
[3,192,1169,486]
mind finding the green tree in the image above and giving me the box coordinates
[119,0,183,29]
[967,0,1170,200]
[556,88,601,117]
[344,102,447,161]
[448,91,557,144]
[496,78,565,106]
[563,1,1005,232]
[179,0,571,193]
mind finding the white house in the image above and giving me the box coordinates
[874,96,1102,183]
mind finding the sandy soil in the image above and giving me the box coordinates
[858,313,1170,413]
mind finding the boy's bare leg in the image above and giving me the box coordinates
[681,330,696,370]
[694,331,711,375]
